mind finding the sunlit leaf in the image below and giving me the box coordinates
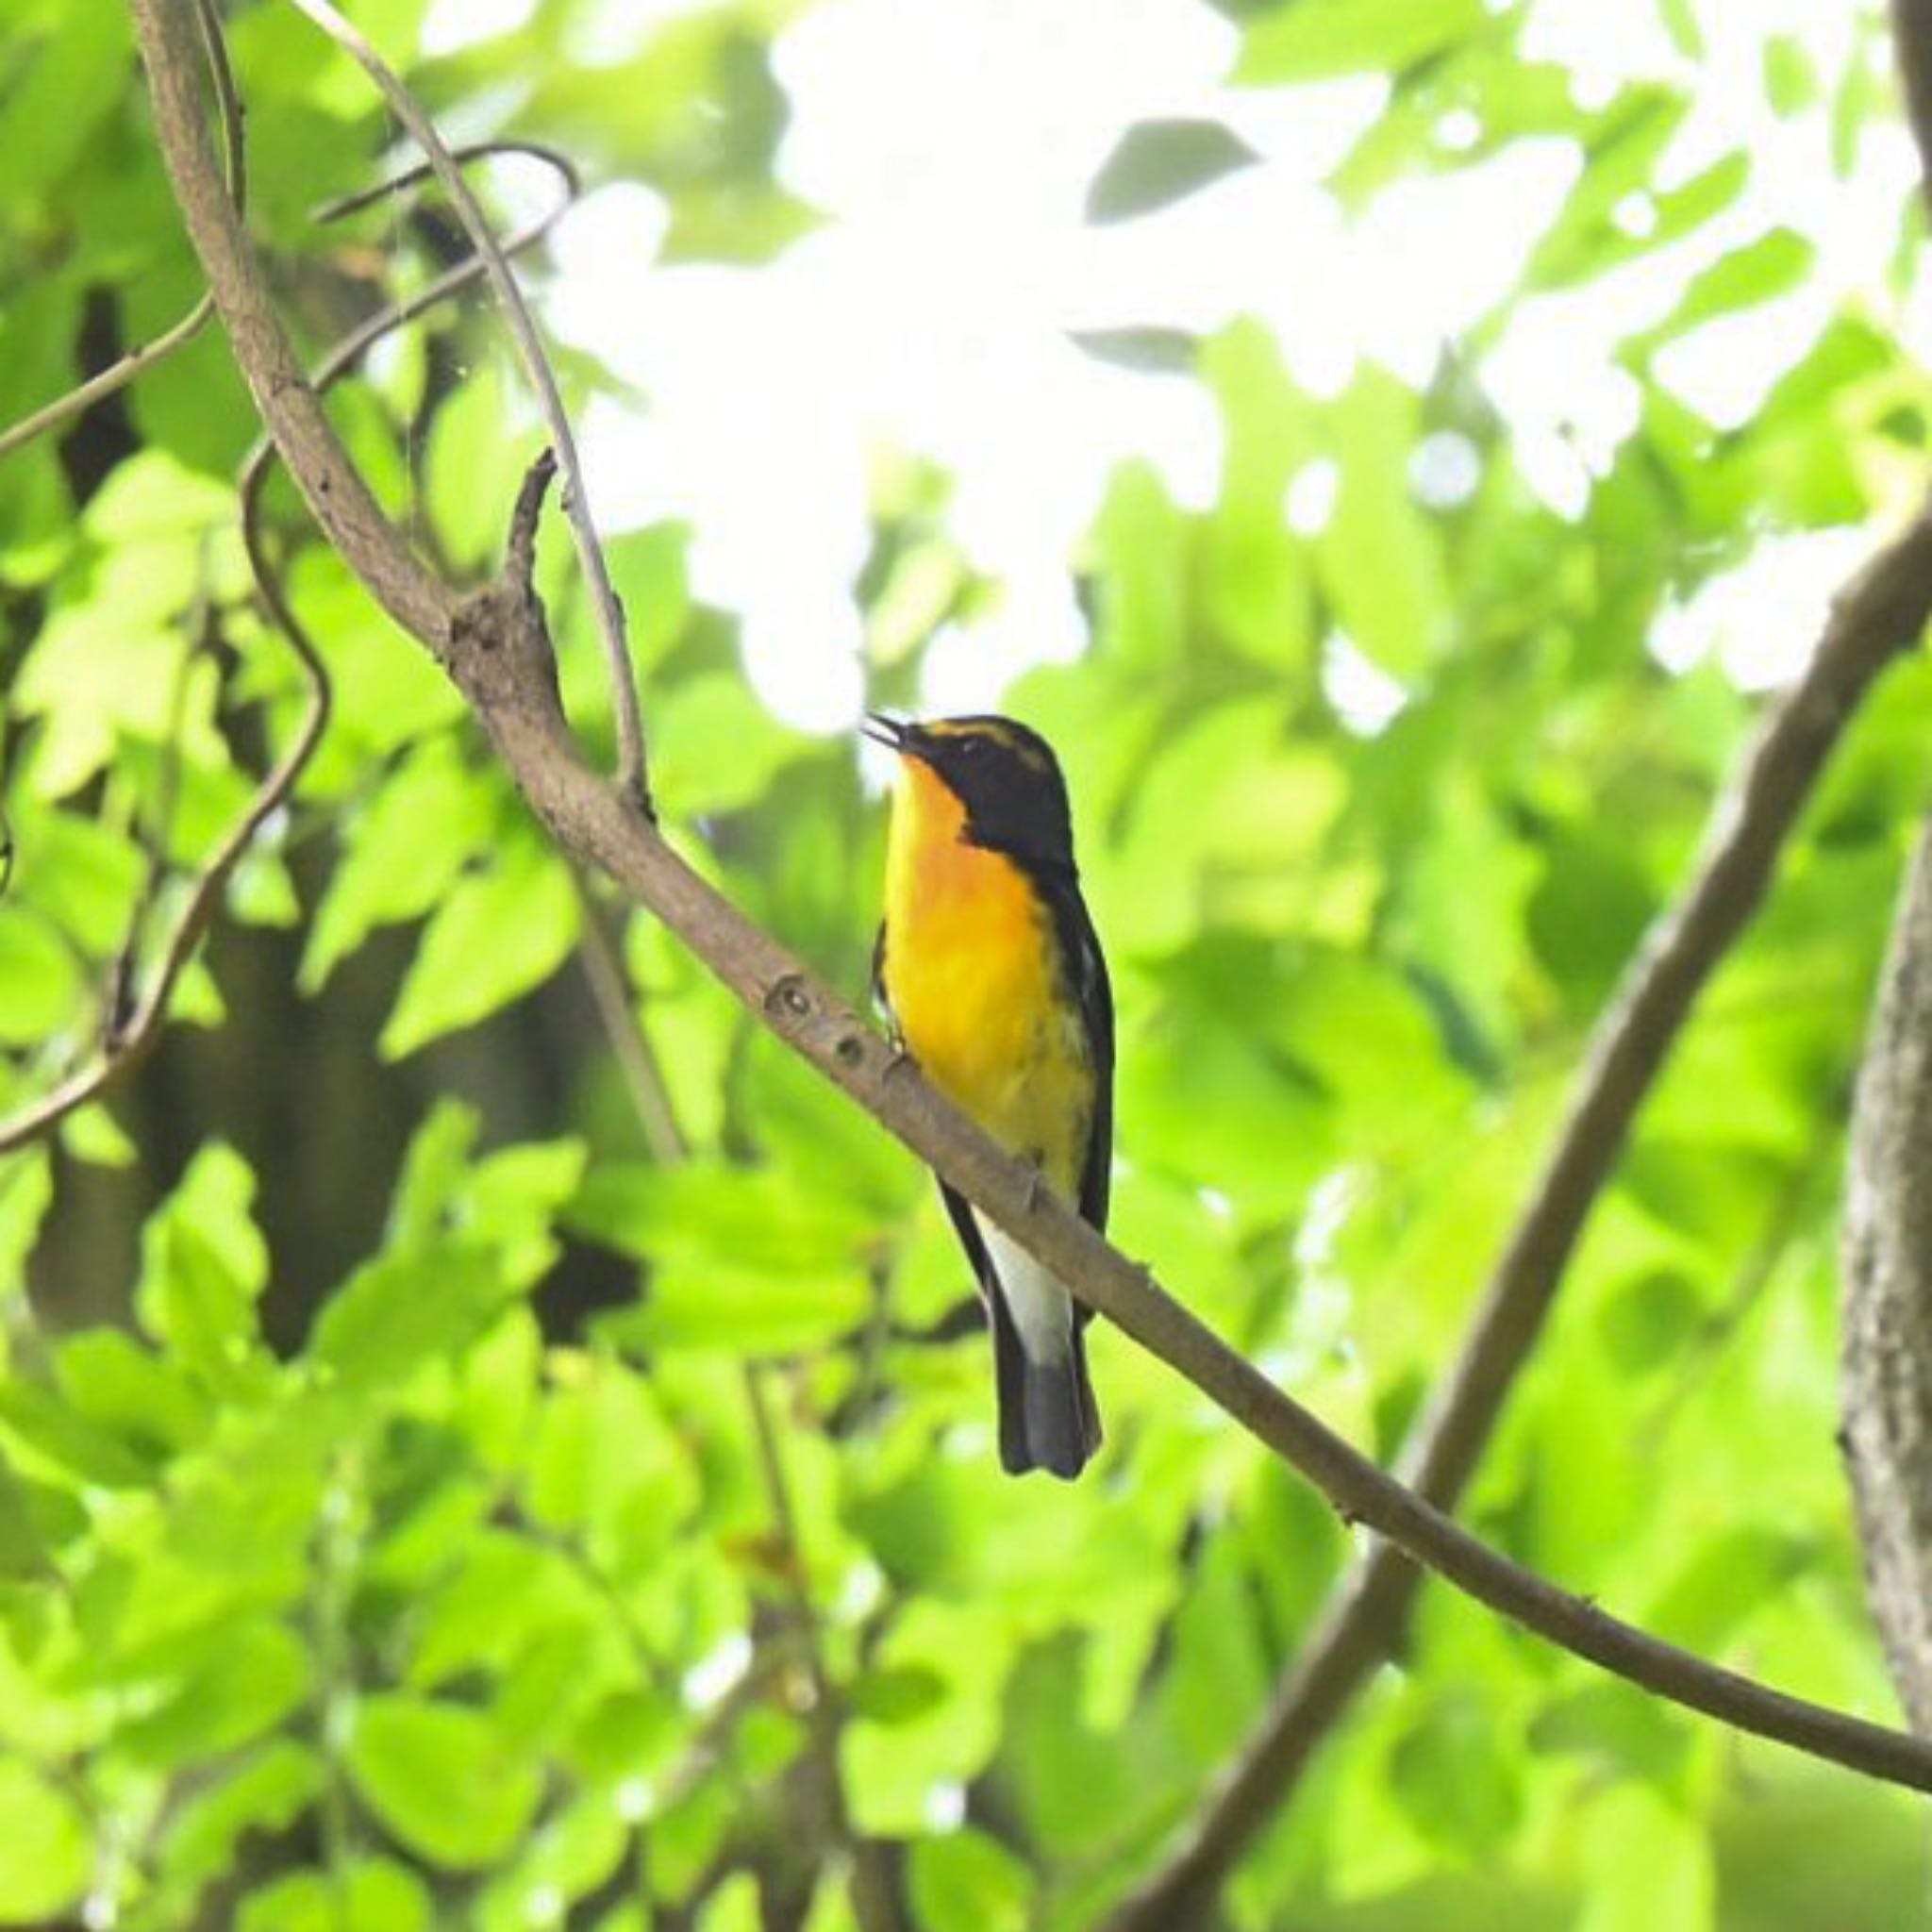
[346,1694,543,1870]
[0,1758,90,1921]
[1238,0,1488,83]
[380,834,578,1058]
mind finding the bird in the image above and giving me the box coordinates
[865,711,1114,1479]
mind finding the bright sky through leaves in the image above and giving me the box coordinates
[418,0,1930,726]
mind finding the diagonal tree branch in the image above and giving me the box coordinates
[134,0,454,644]
[123,0,1932,1824]
[283,0,651,816]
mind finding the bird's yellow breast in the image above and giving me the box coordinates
[881,759,1091,1198]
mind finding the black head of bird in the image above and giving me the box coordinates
[863,712,1075,875]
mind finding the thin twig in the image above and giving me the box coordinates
[571,868,687,1165]
[312,139,578,228]
[240,140,581,578]
[0,297,215,469]
[282,0,651,816]
[0,0,242,466]
[125,0,1932,1810]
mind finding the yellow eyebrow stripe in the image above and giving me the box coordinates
[924,718,1052,772]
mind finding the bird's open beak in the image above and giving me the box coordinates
[862,711,908,752]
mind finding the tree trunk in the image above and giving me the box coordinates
[1844,813,1932,1731]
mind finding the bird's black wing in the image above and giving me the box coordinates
[1038,874,1113,1242]
[870,924,891,1031]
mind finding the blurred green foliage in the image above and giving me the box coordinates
[1,0,1929,1927]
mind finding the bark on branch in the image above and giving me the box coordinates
[1836,0,1932,1754]
[1845,817,1932,1731]
[122,0,1932,1843]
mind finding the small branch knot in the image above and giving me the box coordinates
[763,974,813,1023]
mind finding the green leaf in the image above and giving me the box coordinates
[54,1328,204,1462]
[866,542,968,666]
[1626,228,1815,359]
[237,1857,435,1932]
[849,1665,948,1726]
[1320,365,1447,674]
[0,907,82,1046]
[1200,320,1316,670]
[0,4,130,205]
[908,1826,1030,1932]
[16,605,188,796]
[1089,461,1186,671]
[151,1741,323,1921]
[569,1161,874,1277]
[0,1761,86,1919]
[1527,100,1748,291]
[8,807,142,957]
[697,1873,762,1932]
[1596,1269,1705,1374]
[1085,120,1257,224]
[570,1163,874,1352]
[1239,0,1487,84]
[475,1791,628,1927]
[380,834,577,1058]
[1645,1526,1808,1653]
[134,1144,269,1390]
[1528,1683,1688,1783]
[1762,34,1816,117]
[0,1379,159,1490]
[301,739,499,991]
[602,524,691,673]
[650,675,808,819]
[118,1620,310,1770]
[1065,327,1199,375]
[0,1155,53,1308]
[1655,0,1703,58]
[1389,1692,1524,1855]
[615,1261,870,1355]
[1579,1786,1714,1932]
[386,1098,482,1251]
[425,358,525,571]
[0,1452,83,1577]
[346,1694,542,1870]
[309,1245,508,1391]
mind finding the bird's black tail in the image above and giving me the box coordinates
[990,1289,1102,1480]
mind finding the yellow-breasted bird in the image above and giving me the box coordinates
[866,713,1113,1479]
